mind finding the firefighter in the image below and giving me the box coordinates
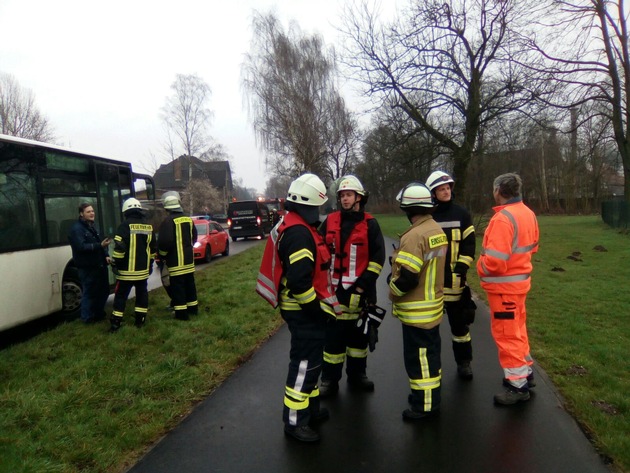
[318,175,385,397]
[389,182,448,420]
[109,198,156,332]
[426,171,476,379]
[477,173,539,405]
[256,173,341,443]
[158,194,198,321]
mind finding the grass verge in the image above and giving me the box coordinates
[377,213,629,473]
[0,246,278,473]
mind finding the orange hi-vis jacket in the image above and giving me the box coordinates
[256,211,341,319]
[477,199,539,295]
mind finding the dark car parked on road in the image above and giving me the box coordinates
[227,200,272,241]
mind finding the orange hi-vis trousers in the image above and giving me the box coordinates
[487,293,533,389]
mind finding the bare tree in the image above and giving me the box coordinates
[161,73,214,159]
[0,72,55,142]
[181,179,222,215]
[527,0,630,202]
[340,0,545,196]
[242,11,359,182]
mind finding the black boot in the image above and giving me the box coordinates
[109,317,122,333]
[457,361,473,380]
[284,424,320,442]
[134,313,146,328]
[347,374,375,392]
[319,380,339,398]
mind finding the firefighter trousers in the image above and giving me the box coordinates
[487,293,533,388]
[112,279,148,319]
[169,273,198,317]
[402,324,442,413]
[445,300,472,364]
[322,318,369,382]
[281,308,327,427]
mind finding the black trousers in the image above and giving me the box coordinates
[112,279,149,319]
[170,273,198,317]
[402,324,442,413]
[281,309,327,427]
[445,300,473,364]
[322,318,369,382]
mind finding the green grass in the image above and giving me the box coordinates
[377,213,630,472]
[0,247,280,473]
[0,215,628,473]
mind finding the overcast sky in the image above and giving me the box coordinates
[0,0,398,194]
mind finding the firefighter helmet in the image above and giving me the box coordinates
[426,171,455,192]
[337,175,366,196]
[287,173,328,207]
[122,198,142,213]
[396,182,435,208]
[163,195,182,210]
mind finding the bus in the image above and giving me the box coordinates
[0,134,155,331]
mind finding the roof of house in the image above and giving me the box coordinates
[153,155,233,193]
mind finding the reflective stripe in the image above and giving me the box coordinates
[289,248,314,264]
[482,248,510,260]
[367,261,383,275]
[135,307,148,314]
[452,332,471,343]
[346,347,368,359]
[324,351,345,364]
[480,273,530,283]
[396,251,423,272]
[462,225,475,239]
[293,287,317,304]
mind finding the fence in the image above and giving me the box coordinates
[601,200,629,229]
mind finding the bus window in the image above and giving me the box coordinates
[96,163,127,239]
[44,196,97,246]
[0,171,41,251]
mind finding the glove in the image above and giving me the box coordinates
[149,259,154,275]
[357,305,386,352]
[110,260,120,277]
[453,262,468,285]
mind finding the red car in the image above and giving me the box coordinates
[193,219,230,263]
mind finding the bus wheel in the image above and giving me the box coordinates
[62,268,82,315]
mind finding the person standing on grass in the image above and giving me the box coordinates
[477,173,539,405]
[425,171,476,380]
[388,182,448,421]
[158,194,198,321]
[318,175,385,398]
[109,198,156,332]
[68,202,112,324]
[256,173,341,443]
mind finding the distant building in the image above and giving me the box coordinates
[153,155,233,208]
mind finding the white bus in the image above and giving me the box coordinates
[0,134,155,331]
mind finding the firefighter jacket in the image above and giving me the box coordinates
[389,215,448,329]
[256,211,341,319]
[112,211,157,281]
[432,200,476,302]
[477,198,539,295]
[321,210,385,319]
[68,218,109,269]
[157,211,197,277]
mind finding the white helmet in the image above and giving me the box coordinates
[163,195,182,210]
[287,173,328,207]
[122,198,142,213]
[426,171,455,192]
[396,182,435,208]
[337,175,365,196]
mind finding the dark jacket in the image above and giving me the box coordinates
[158,211,197,277]
[68,219,109,269]
[112,210,157,281]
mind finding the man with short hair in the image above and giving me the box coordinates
[68,203,112,324]
[477,173,539,405]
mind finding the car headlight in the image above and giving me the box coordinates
[193,242,201,248]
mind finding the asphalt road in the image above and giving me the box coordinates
[127,236,614,473]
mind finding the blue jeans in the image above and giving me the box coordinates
[78,266,110,322]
